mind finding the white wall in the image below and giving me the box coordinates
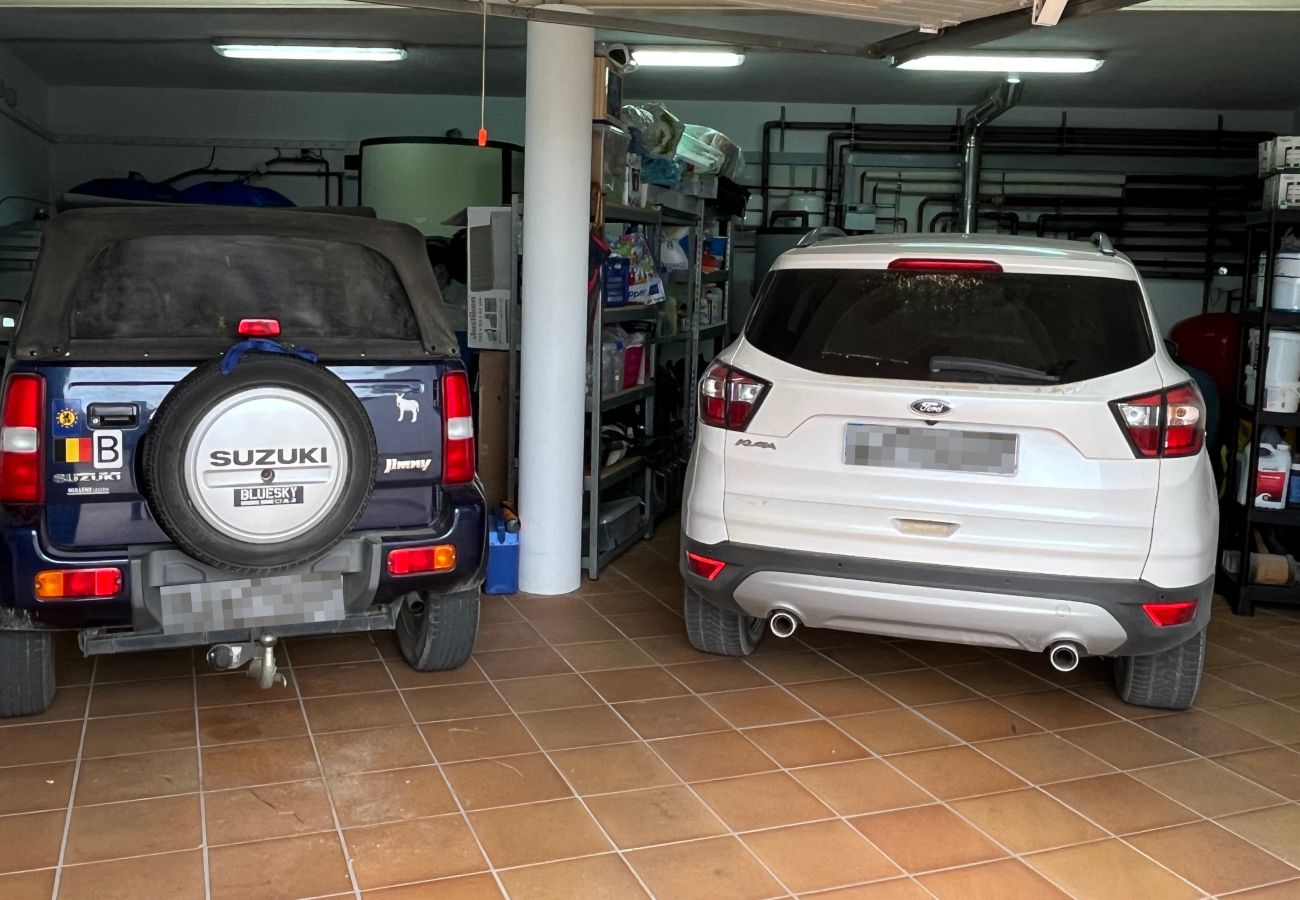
[48,87,527,207]
[32,85,1300,333]
[0,48,51,226]
[46,86,1296,206]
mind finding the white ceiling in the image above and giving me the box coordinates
[0,4,1298,109]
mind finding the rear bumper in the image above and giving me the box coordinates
[0,484,486,633]
[682,537,1212,657]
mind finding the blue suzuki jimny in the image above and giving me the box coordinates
[0,206,486,716]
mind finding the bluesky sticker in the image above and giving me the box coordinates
[51,400,83,437]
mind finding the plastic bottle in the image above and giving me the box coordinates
[1254,442,1292,509]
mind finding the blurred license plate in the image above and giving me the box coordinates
[845,425,1017,476]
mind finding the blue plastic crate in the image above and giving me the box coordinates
[483,513,519,595]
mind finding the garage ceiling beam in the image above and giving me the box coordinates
[872,0,1147,59]
[354,0,879,56]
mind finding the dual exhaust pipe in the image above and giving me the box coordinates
[767,607,1085,674]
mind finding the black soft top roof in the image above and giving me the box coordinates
[15,206,458,360]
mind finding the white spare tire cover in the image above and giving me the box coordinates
[184,387,349,544]
[142,354,378,574]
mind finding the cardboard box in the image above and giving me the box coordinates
[464,206,516,350]
[1259,137,1300,176]
[1264,172,1300,210]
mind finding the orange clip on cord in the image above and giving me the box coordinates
[478,127,488,147]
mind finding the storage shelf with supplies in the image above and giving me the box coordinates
[1218,203,1300,615]
[585,178,662,579]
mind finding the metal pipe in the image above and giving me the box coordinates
[960,78,1024,234]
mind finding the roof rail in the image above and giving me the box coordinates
[1091,231,1117,256]
[796,226,847,248]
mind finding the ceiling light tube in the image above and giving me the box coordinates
[631,48,746,68]
[895,54,1103,74]
[213,40,408,62]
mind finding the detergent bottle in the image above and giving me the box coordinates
[1254,442,1292,509]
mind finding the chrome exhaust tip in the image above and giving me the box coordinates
[769,610,799,639]
[1048,641,1082,673]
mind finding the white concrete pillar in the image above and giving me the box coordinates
[518,6,593,595]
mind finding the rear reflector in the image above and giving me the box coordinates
[441,370,475,484]
[237,318,281,337]
[34,568,122,600]
[888,258,1003,273]
[686,551,726,581]
[1112,382,1205,459]
[1142,600,1198,627]
[0,373,45,504]
[699,362,770,432]
[387,545,457,576]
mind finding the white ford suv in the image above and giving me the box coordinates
[680,233,1217,710]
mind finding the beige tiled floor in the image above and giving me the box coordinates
[2,528,1300,899]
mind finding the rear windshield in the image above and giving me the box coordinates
[746,268,1153,385]
[68,234,419,342]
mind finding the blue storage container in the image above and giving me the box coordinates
[483,513,520,595]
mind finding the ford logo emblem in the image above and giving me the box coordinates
[910,399,951,416]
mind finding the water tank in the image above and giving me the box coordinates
[358,137,523,237]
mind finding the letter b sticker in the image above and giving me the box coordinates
[94,430,123,470]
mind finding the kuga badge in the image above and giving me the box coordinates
[910,399,951,417]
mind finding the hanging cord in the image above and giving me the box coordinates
[478,0,489,146]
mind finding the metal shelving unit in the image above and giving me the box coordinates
[582,200,665,579]
[1219,207,1300,614]
[683,200,736,441]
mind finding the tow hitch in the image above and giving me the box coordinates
[206,634,287,689]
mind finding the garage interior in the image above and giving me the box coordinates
[2,1,1300,898]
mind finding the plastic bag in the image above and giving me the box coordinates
[641,156,684,187]
[621,102,683,158]
[608,230,665,306]
[660,228,690,271]
[678,124,743,179]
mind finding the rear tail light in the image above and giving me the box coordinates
[699,363,770,431]
[387,544,457,575]
[441,370,475,484]
[1,373,45,504]
[686,551,726,581]
[888,258,1003,273]
[1112,382,1205,459]
[34,568,122,600]
[1142,599,1197,627]
[237,318,281,337]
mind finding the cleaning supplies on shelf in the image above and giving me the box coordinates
[1239,441,1292,508]
[1244,328,1300,411]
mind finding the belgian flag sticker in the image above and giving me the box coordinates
[55,437,93,464]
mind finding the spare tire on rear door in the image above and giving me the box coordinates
[142,354,377,573]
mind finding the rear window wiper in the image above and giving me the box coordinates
[929,355,1060,384]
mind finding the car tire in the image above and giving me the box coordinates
[683,587,765,657]
[1113,626,1206,711]
[397,588,480,672]
[142,354,377,574]
[0,630,55,718]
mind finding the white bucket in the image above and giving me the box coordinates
[1274,251,1300,312]
[1265,382,1300,413]
[1263,331,1300,411]
[1253,251,1300,310]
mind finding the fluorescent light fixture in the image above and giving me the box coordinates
[895,54,1103,74]
[630,48,746,68]
[212,40,407,62]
